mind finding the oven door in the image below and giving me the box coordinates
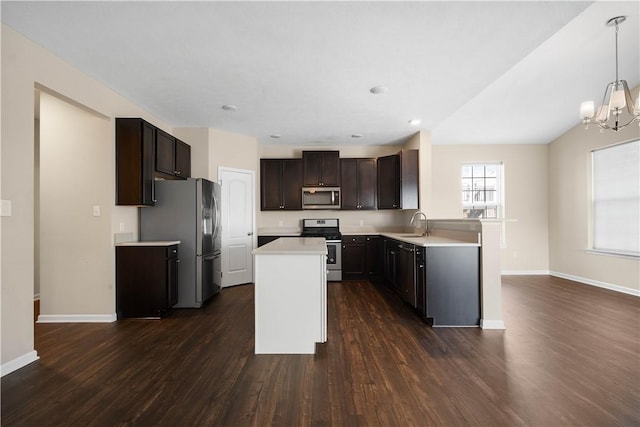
[325,240,342,281]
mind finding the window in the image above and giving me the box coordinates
[462,162,503,219]
[591,139,640,257]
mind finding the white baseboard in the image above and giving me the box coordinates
[37,313,117,323]
[501,270,550,275]
[1,350,39,377]
[549,271,640,297]
[480,319,505,330]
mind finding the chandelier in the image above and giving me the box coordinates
[579,16,640,131]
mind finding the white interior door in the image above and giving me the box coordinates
[219,167,255,287]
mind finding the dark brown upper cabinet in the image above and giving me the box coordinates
[340,158,377,210]
[115,118,156,206]
[377,149,419,209]
[155,129,190,179]
[260,158,303,210]
[302,151,340,187]
[175,139,191,178]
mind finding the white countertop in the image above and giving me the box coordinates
[257,228,479,247]
[258,227,302,236]
[252,237,328,255]
[378,232,480,247]
[115,241,181,247]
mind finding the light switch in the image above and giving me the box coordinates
[1,200,12,217]
[92,205,101,217]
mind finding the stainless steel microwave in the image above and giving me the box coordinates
[302,187,341,209]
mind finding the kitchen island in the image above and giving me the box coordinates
[252,237,327,354]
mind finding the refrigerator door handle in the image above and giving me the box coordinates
[212,190,221,242]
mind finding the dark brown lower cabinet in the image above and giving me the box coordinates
[342,235,381,280]
[383,238,400,290]
[342,236,367,279]
[382,238,480,326]
[116,244,179,319]
[415,247,425,315]
[365,235,382,278]
[397,243,417,307]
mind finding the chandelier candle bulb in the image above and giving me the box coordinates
[580,101,595,119]
[610,90,627,110]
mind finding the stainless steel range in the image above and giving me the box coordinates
[301,219,342,281]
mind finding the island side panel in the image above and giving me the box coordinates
[254,253,325,354]
[479,221,505,329]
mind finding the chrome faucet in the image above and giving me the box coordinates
[410,211,429,236]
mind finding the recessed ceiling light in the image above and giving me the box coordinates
[351,134,363,138]
[270,134,281,139]
[408,119,421,126]
[222,104,238,111]
[369,86,388,95]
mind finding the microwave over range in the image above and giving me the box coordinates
[302,187,340,209]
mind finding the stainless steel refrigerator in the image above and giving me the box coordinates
[140,178,221,308]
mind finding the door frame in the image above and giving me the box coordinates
[218,166,256,286]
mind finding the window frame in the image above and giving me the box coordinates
[589,138,640,259]
[461,161,504,220]
[461,161,506,247]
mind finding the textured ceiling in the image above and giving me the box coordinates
[2,1,639,145]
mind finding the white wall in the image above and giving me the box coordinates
[39,92,114,317]
[549,118,640,293]
[430,144,550,272]
[173,127,211,180]
[1,24,171,372]
[211,129,259,183]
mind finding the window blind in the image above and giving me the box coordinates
[592,139,640,257]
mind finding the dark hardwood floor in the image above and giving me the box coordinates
[2,276,639,426]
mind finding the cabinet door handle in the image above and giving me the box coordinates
[175,170,181,175]
[352,238,356,242]
[176,259,181,263]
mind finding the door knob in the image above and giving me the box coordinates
[247,232,253,236]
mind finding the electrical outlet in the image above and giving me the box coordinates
[0,200,11,217]
[92,205,101,217]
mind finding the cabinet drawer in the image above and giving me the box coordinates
[342,235,366,244]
